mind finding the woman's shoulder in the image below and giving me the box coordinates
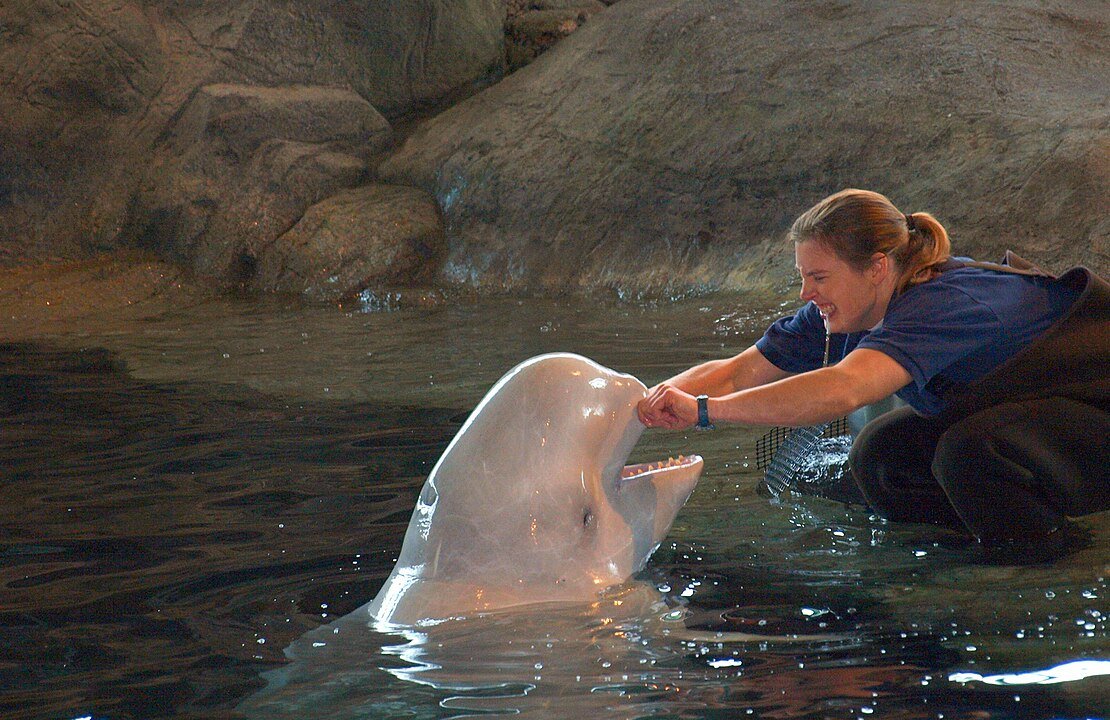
[892,256,1078,329]
[895,263,998,310]
[904,257,1047,301]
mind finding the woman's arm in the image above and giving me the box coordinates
[637,345,791,427]
[641,349,911,429]
[654,345,791,396]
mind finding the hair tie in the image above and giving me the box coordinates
[904,213,917,233]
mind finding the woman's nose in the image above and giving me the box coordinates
[799,278,815,301]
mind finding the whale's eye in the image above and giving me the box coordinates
[582,509,594,528]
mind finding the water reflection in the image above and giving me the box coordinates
[950,659,1110,686]
[240,583,920,720]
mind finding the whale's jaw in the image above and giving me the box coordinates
[619,454,703,484]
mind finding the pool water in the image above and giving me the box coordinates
[1,292,1106,719]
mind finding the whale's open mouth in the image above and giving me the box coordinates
[619,454,703,482]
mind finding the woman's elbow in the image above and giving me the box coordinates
[826,373,877,418]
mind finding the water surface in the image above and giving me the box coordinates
[2,292,1106,719]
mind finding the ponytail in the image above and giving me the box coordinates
[789,189,951,295]
[894,211,950,293]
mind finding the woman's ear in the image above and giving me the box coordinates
[869,252,889,283]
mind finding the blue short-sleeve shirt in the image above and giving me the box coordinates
[755,260,1080,415]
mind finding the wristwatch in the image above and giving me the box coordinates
[695,394,715,431]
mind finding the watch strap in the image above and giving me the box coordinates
[696,394,714,430]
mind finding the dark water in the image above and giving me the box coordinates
[1,295,1106,719]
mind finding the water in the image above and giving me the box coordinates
[2,291,1107,719]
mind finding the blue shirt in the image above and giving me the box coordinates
[755,260,1081,415]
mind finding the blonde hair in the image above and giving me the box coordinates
[788,189,951,294]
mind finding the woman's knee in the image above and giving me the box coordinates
[848,406,959,524]
[931,410,1001,481]
[931,404,1068,538]
[848,405,927,473]
[933,399,1110,526]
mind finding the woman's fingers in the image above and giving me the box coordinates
[640,384,709,431]
[638,384,697,430]
[638,383,672,426]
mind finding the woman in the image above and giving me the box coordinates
[638,188,1109,541]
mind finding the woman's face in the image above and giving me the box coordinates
[794,239,889,334]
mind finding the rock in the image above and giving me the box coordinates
[506,5,606,70]
[508,0,608,15]
[177,84,393,160]
[0,253,209,340]
[530,0,608,10]
[124,84,383,285]
[224,0,507,119]
[252,185,446,300]
[382,0,1109,294]
[0,0,168,262]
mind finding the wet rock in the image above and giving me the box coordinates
[253,185,446,300]
[124,84,385,286]
[383,0,1109,293]
[0,254,208,340]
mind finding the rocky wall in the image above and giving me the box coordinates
[1,0,1105,300]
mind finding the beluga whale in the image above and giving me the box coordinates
[368,352,704,626]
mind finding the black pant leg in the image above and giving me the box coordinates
[932,397,1110,540]
[849,406,964,528]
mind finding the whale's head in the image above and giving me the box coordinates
[368,353,703,626]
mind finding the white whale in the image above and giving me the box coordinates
[368,352,705,626]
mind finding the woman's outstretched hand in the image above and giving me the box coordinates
[637,383,699,430]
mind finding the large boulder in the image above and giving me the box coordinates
[0,0,170,263]
[252,184,446,300]
[382,0,1109,294]
[123,84,387,286]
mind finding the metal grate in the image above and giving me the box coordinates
[756,418,851,497]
